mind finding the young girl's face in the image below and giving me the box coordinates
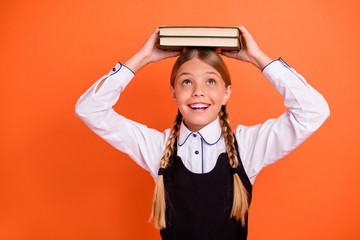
[171,57,232,132]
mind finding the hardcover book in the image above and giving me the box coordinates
[158,26,241,52]
[159,26,240,37]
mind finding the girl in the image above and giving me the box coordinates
[75,26,330,239]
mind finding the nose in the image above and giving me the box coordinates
[192,83,205,97]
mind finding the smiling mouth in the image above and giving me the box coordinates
[188,103,210,110]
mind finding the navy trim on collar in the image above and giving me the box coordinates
[197,132,222,145]
[179,132,193,147]
[178,118,222,147]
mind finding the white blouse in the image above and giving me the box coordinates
[75,59,330,184]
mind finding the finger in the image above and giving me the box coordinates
[237,25,246,33]
[239,26,259,50]
[152,28,160,39]
[238,26,255,43]
[220,51,237,58]
[145,28,160,46]
[164,50,181,58]
[154,26,161,33]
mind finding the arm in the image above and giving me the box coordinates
[221,25,273,70]
[95,28,180,93]
[222,26,330,184]
[75,28,180,181]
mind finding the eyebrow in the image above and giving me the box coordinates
[178,72,220,77]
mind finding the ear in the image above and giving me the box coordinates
[170,85,177,104]
[222,85,232,105]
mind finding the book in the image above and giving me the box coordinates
[159,26,240,37]
[158,26,241,52]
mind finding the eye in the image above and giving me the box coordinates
[182,79,192,86]
[207,79,216,85]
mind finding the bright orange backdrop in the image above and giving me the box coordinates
[1,0,359,239]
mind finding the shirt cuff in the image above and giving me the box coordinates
[262,57,310,94]
[262,59,290,88]
[109,62,135,76]
[261,57,291,73]
[262,58,293,79]
[94,62,135,96]
[122,64,135,75]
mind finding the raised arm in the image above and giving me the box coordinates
[221,25,272,70]
[95,28,180,93]
[75,28,180,181]
[222,26,330,184]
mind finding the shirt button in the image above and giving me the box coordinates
[113,68,116,71]
[193,134,197,137]
[195,150,199,154]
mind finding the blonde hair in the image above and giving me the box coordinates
[150,110,183,229]
[150,48,249,229]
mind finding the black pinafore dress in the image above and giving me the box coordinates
[160,139,253,240]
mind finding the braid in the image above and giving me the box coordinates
[150,110,183,229]
[160,110,182,168]
[219,105,238,168]
[219,105,249,226]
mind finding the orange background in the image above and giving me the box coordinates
[1,0,359,239]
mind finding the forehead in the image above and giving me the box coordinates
[176,58,221,78]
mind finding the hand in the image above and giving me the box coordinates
[221,26,272,70]
[124,27,181,73]
[140,27,182,63]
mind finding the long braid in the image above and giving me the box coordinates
[219,105,249,226]
[150,110,183,229]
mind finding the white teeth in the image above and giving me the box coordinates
[189,103,209,109]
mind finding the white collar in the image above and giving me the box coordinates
[178,117,222,146]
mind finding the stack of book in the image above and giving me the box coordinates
[158,26,241,52]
